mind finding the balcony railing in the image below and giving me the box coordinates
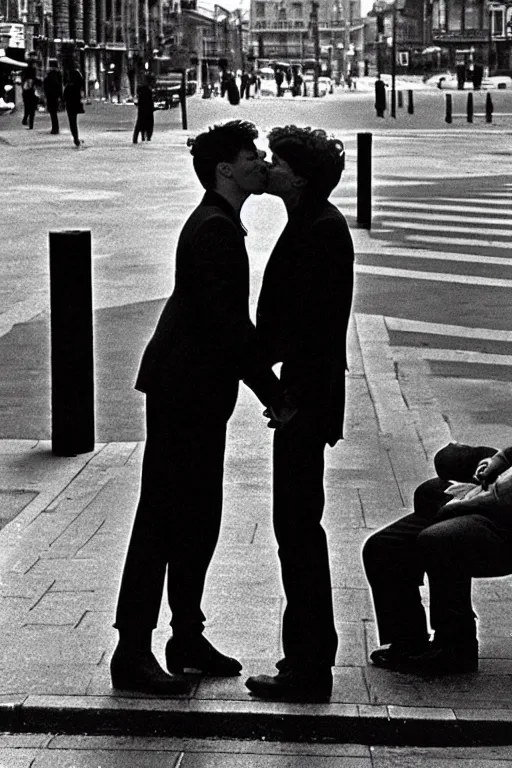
[252,19,347,30]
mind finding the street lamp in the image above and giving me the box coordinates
[391,0,396,117]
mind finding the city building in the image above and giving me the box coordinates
[249,0,365,80]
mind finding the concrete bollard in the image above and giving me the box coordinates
[467,91,473,123]
[407,89,414,114]
[357,132,372,230]
[486,92,493,123]
[180,70,188,130]
[49,230,95,456]
[445,93,453,123]
[397,90,403,108]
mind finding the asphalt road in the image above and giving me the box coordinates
[1,92,512,444]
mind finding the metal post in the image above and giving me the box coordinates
[486,92,493,123]
[311,0,320,97]
[397,89,403,107]
[407,88,414,114]
[180,69,188,129]
[357,132,372,230]
[49,230,95,456]
[391,1,397,117]
[445,92,452,123]
[467,91,473,122]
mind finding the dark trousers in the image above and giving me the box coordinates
[22,92,36,128]
[47,99,59,133]
[114,393,228,638]
[133,113,154,143]
[363,477,512,646]
[66,108,80,144]
[273,411,338,669]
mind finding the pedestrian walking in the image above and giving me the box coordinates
[275,68,284,97]
[21,56,38,129]
[240,71,249,99]
[63,66,85,147]
[245,126,354,702]
[110,120,284,696]
[43,58,63,134]
[362,441,512,676]
[132,75,155,144]
[226,73,240,105]
[374,73,386,117]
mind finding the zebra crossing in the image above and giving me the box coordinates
[354,182,512,390]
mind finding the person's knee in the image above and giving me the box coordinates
[362,531,387,572]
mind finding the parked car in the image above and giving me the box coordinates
[259,67,278,96]
[319,76,334,94]
[303,74,329,96]
[482,75,512,89]
[425,72,512,90]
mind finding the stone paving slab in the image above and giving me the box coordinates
[1,318,512,744]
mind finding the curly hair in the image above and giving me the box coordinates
[267,125,345,199]
[187,120,259,190]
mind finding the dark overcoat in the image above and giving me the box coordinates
[136,190,280,418]
[254,196,354,446]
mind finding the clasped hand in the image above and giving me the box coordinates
[473,453,510,490]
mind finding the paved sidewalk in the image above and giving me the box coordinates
[1,311,512,746]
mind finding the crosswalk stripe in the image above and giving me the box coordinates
[385,316,512,341]
[358,247,512,267]
[434,197,512,206]
[356,263,512,286]
[377,210,512,226]
[383,221,512,237]
[377,201,512,217]
[393,347,512,366]
[407,234,512,249]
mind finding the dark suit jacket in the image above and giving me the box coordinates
[254,195,354,446]
[136,190,281,419]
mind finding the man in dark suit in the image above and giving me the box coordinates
[245,126,354,701]
[111,120,285,695]
[43,58,63,134]
[363,442,512,676]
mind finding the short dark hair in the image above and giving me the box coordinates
[188,120,259,190]
[267,125,345,199]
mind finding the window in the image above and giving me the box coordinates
[256,2,265,18]
[291,2,303,18]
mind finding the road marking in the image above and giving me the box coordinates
[377,210,512,226]
[433,196,512,206]
[356,263,512,287]
[393,346,512,366]
[385,316,512,341]
[383,221,512,237]
[377,201,512,217]
[358,247,512,267]
[406,234,512,249]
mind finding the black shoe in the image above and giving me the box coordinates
[50,130,59,135]
[22,118,27,125]
[370,639,431,670]
[110,645,190,695]
[246,668,333,702]
[166,635,242,676]
[404,639,478,676]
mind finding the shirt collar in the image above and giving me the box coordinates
[202,190,248,236]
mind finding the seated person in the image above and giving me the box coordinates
[362,442,512,676]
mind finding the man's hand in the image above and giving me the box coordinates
[473,452,510,490]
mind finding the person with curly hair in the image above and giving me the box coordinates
[111,120,285,695]
[245,125,354,701]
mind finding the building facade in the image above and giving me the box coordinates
[249,0,364,80]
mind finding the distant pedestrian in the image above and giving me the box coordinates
[133,76,155,144]
[374,73,386,117]
[43,58,63,135]
[226,73,240,105]
[63,67,85,147]
[21,57,38,129]
[240,71,249,99]
[275,68,284,97]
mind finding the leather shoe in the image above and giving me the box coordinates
[246,668,333,702]
[370,639,431,670]
[166,635,242,676]
[403,639,478,676]
[110,645,190,695]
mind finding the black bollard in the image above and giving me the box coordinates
[49,230,95,456]
[357,132,372,230]
[180,69,188,130]
[407,89,414,114]
[445,93,452,123]
[486,92,493,123]
[397,90,403,108]
[467,91,473,123]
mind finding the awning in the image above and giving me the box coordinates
[0,55,27,67]
[422,46,442,54]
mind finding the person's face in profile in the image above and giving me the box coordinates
[228,145,268,195]
[265,152,304,199]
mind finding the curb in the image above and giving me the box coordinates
[1,699,512,746]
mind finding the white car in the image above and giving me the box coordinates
[482,75,512,89]
[258,67,278,96]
